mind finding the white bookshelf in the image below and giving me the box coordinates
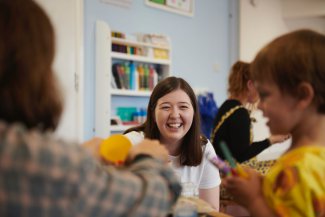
[95,20,171,137]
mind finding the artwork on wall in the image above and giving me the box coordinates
[145,0,194,17]
[100,0,132,8]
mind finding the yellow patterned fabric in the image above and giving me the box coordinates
[263,146,325,217]
[220,157,276,201]
[242,157,276,175]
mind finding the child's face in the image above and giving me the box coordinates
[255,81,300,135]
[154,89,194,146]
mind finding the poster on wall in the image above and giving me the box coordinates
[145,0,194,17]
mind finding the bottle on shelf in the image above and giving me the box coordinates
[149,64,158,90]
[124,62,130,89]
[137,64,144,91]
[129,61,136,90]
[143,64,149,90]
[112,61,162,91]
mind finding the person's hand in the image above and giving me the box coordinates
[81,137,103,159]
[269,134,290,144]
[127,139,169,163]
[222,167,263,208]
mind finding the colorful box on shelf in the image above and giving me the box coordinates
[136,33,170,47]
[153,48,169,59]
[116,107,147,125]
[117,107,137,122]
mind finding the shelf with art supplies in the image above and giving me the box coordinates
[111,61,165,94]
[110,107,147,133]
[111,31,171,64]
[95,20,171,137]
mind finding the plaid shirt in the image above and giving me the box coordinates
[0,122,181,217]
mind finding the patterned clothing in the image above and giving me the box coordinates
[263,146,325,217]
[220,158,276,201]
[0,121,181,217]
[211,99,270,163]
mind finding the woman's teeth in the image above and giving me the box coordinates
[167,123,182,128]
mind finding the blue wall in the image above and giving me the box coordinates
[84,0,235,139]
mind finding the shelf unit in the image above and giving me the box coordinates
[95,20,171,137]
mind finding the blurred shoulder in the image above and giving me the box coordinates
[0,121,86,170]
[124,130,145,145]
[200,136,216,153]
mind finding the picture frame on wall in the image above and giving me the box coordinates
[145,0,194,17]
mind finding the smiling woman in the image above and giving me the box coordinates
[124,76,221,210]
[154,88,194,154]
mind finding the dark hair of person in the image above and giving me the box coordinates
[124,76,207,166]
[0,0,63,131]
[228,61,251,97]
[251,29,325,114]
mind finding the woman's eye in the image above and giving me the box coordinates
[180,106,189,110]
[161,106,170,110]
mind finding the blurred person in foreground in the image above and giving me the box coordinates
[0,0,181,216]
[223,29,325,217]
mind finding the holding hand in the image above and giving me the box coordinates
[222,167,263,208]
[127,139,169,163]
[269,134,290,145]
[82,137,103,159]
[222,167,278,216]
[83,137,169,165]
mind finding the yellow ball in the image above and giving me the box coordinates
[99,134,132,164]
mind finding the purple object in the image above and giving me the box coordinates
[209,155,231,175]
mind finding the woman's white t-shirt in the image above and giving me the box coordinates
[124,131,221,192]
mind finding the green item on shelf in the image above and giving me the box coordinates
[117,107,137,122]
[149,0,165,5]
